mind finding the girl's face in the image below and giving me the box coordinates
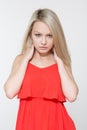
[31,21,54,55]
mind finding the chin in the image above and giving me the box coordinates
[39,50,52,56]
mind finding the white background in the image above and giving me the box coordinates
[0,0,87,130]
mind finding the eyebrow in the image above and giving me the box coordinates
[34,31,52,35]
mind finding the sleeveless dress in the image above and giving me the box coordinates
[16,63,76,130]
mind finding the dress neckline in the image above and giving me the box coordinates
[29,62,57,70]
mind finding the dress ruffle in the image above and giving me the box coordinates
[17,63,66,102]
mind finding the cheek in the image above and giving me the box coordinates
[49,40,54,47]
[32,38,38,46]
[32,37,40,45]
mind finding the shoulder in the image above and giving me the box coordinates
[14,54,23,62]
[12,54,24,68]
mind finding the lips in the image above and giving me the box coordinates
[39,47,47,50]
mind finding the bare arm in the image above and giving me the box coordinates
[4,45,34,99]
[54,50,79,102]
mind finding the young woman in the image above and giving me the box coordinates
[4,8,79,130]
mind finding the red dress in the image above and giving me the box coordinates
[16,63,76,130]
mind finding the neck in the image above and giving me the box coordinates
[30,50,56,66]
[33,50,52,60]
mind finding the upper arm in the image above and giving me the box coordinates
[8,54,23,77]
[4,54,23,98]
[65,65,74,80]
[65,65,79,91]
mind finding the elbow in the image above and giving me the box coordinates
[67,96,77,102]
[4,84,15,99]
[6,92,15,99]
[4,89,15,99]
[67,89,79,102]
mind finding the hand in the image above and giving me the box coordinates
[24,44,35,61]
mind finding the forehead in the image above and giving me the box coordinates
[32,21,51,33]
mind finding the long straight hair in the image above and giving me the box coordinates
[21,8,71,67]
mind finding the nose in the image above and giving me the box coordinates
[41,36,47,45]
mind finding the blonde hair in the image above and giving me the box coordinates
[21,8,71,67]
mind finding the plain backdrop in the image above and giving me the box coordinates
[0,0,87,130]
